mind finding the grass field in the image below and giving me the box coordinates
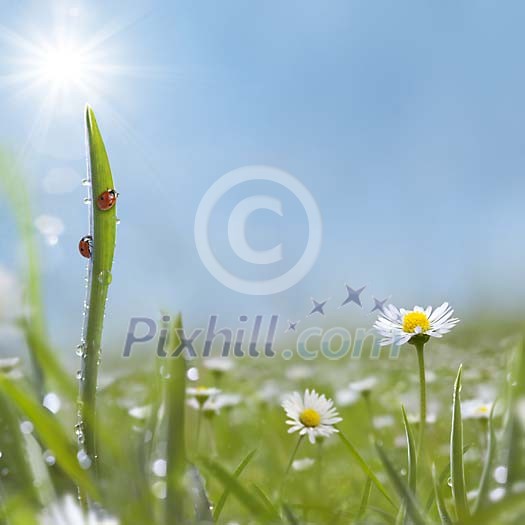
[0,109,524,525]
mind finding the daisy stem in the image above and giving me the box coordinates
[284,435,304,477]
[415,341,427,455]
[196,409,203,452]
[208,418,218,457]
[362,391,375,435]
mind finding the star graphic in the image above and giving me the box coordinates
[286,320,299,332]
[309,298,328,316]
[340,284,366,308]
[371,296,388,313]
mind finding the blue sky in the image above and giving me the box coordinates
[0,0,524,356]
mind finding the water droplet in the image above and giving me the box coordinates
[187,367,199,382]
[81,179,91,186]
[43,450,56,466]
[83,197,92,204]
[494,466,508,484]
[76,370,82,380]
[97,270,112,285]
[77,450,92,469]
[20,421,34,434]
[115,217,121,225]
[152,459,167,477]
[43,393,61,414]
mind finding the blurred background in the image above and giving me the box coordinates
[0,0,524,364]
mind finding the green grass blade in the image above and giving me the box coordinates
[473,404,496,513]
[251,483,281,521]
[188,464,214,523]
[375,443,426,525]
[213,448,257,520]
[431,464,452,525]
[424,444,471,512]
[357,477,372,520]
[0,374,98,500]
[505,339,525,488]
[0,153,73,400]
[400,406,417,525]
[165,314,187,524]
[337,431,396,507]
[78,105,118,476]
[199,456,274,522]
[450,365,469,521]
[0,390,39,505]
[401,406,417,495]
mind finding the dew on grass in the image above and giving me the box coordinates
[152,459,167,477]
[187,367,199,381]
[20,421,34,434]
[77,450,92,470]
[97,270,112,285]
[490,487,506,502]
[494,465,508,484]
[43,393,61,414]
[43,450,56,466]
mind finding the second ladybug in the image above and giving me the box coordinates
[96,189,119,211]
[79,235,93,259]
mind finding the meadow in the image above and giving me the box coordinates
[0,109,524,525]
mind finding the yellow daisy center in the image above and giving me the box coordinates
[299,408,321,428]
[402,311,431,334]
[478,406,489,414]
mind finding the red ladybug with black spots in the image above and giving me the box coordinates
[78,235,93,259]
[96,189,119,211]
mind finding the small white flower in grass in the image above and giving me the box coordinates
[186,386,221,406]
[0,357,20,371]
[335,388,359,407]
[128,405,151,420]
[292,457,315,472]
[282,389,342,444]
[462,399,493,420]
[215,393,242,409]
[374,302,459,346]
[203,358,234,374]
[285,365,313,381]
[349,376,377,394]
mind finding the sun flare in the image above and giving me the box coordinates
[39,45,88,87]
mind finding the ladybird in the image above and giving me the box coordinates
[78,235,93,259]
[96,189,119,211]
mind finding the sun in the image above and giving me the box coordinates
[39,45,88,87]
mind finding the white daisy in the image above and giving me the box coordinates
[186,386,221,406]
[335,387,359,407]
[202,358,234,374]
[349,376,378,394]
[462,399,493,420]
[292,457,315,472]
[374,302,459,346]
[40,494,118,525]
[282,389,342,444]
